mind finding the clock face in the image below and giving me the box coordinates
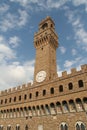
[36,71,46,82]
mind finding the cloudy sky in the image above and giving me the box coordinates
[0,0,87,91]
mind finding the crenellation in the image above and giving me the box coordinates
[27,82,32,87]
[16,85,21,90]
[71,68,77,73]
[81,64,87,72]
[21,84,26,89]
[58,65,87,80]
[62,71,67,77]
[12,87,17,91]
[7,88,11,93]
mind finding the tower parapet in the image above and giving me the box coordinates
[59,64,87,79]
[0,82,32,96]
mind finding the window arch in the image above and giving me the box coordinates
[7,126,11,130]
[45,104,50,114]
[43,89,46,96]
[83,97,87,110]
[1,100,3,104]
[59,85,63,92]
[50,87,54,94]
[56,102,62,113]
[78,80,84,88]
[62,101,69,113]
[19,95,21,101]
[5,99,7,104]
[0,125,3,130]
[60,122,68,130]
[14,97,16,102]
[68,82,73,90]
[25,125,28,130]
[29,93,32,99]
[24,94,27,100]
[36,91,39,97]
[42,23,48,30]
[9,98,12,103]
[50,103,56,115]
[69,99,76,112]
[76,98,84,111]
[76,122,86,130]
[16,125,20,130]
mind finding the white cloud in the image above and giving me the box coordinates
[46,0,69,9]
[18,9,29,26]
[63,56,87,69]
[64,60,74,68]
[9,36,21,48]
[9,0,69,10]
[0,9,29,32]
[72,0,87,12]
[65,8,87,52]
[0,35,35,90]
[0,35,16,63]
[0,60,34,90]
[59,46,66,54]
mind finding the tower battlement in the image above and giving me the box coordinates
[0,82,31,96]
[59,64,87,78]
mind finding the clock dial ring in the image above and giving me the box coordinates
[36,71,46,82]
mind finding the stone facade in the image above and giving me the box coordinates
[0,16,87,130]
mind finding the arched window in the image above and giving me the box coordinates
[43,89,46,96]
[0,125,3,130]
[76,124,80,130]
[25,125,28,130]
[50,87,54,94]
[24,94,27,100]
[1,100,3,104]
[32,106,36,116]
[45,104,50,114]
[76,122,86,130]
[5,99,7,104]
[83,97,87,110]
[29,93,32,99]
[68,82,73,90]
[56,102,62,113]
[19,95,21,101]
[78,80,84,88]
[62,101,69,113]
[76,98,83,111]
[16,125,20,130]
[59,85,63,92]
[36,91,39,97]
[7,126,11,130]
[14,97,16,102]
[9,98,12,103]
[50,103,56,115]
[81,123,85,130]
[69,100,76,112]
[60,122,68,130]
[42,23,48,30]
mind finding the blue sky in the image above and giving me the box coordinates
[0,0,87,90]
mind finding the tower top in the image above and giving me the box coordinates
[38,16,55,32]
[34,16,58,49]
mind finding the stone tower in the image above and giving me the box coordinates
[34,16,58,84]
